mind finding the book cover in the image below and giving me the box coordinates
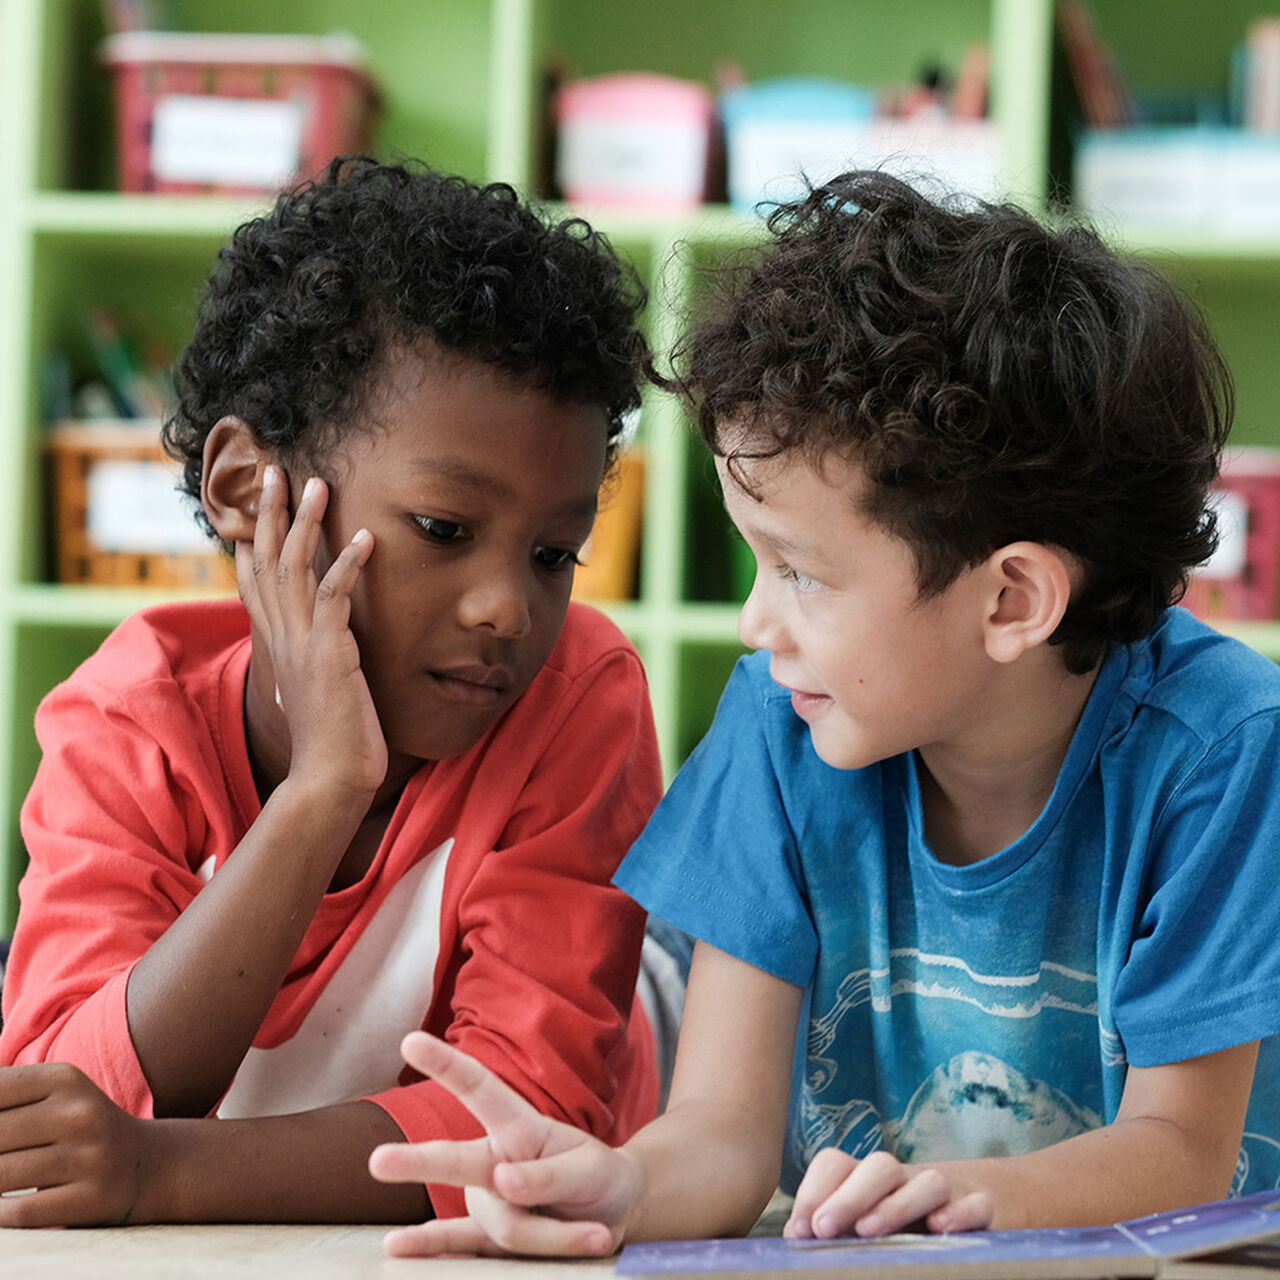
[616,1190,1280,1280]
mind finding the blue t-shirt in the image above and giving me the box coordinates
[616,607,1280,1195]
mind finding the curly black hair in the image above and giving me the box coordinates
[164,156,649,535]
[673,170,1233,674]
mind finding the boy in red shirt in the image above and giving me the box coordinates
[0,157,662,1225]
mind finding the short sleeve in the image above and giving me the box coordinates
[0,678,223,1112]
[1112,711,1280,1067]
[614,654,816,986]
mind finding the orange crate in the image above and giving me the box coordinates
[572,448,645,602]
[99,31,381,195]
[45,421,236,591]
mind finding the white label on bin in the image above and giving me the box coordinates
[152,94,303,186]
[87,460,211,554]
[1200,488,1248,579]
[558,119,706,200]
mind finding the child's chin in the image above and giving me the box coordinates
[392,712,506,765]
[808,727,881,772]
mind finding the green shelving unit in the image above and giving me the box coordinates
[1,0,1278,930]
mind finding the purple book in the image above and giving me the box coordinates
[616,1190,1280,1280]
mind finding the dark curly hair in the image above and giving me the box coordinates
[164,156,649,535]
[673,170,1233,674]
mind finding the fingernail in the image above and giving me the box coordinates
[812,1214,832,1238]
[261,465,277,490]
[859,1214,883,1237]
[303,477,322,501]
[789,1217,812,1240]
[351,528,371,547]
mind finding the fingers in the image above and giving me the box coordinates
[383,1216,503,1258]
[927,1190,994,1234]
[264,474,328,634]
[466,1188,616,1258]
[786,1146,859,1238]
[312,527,373,629]
[240,464,290,626]
[805,1149,912,1237]
[274,475,328,604]
[0,1184,74,1229]
[790,1147,988,1241]
[0,1179,133,1230]
[381,1202,615,1261]
[399,1033,543,1147]
[490,1143,625,1213]
[845,1165,951,1237]
[240,467,331,627]
[0,1063,103,1153]
[236,466,375,737]
[0,1062,74,1109]
[369,1135,499,1190]
[0,1143,63,1201]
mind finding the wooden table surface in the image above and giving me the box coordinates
[0,1222,619,1280]
[0,1191,792,1277]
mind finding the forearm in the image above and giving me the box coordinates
[935,1042,1257,1230]
[622,1099,784,1241]
[609,946,801,1242]
[937,1115,1238,1231]
[126,777,371,1117]
[137,1100,428,1224]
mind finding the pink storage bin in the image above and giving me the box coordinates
[555,72,713,211]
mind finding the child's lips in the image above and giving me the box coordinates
[772,672,831,717]
[788,688,832,717]
[429,664,510,706]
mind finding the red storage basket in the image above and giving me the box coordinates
[1183,447,1280,621]
[99,31,381,196]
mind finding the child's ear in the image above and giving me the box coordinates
[201,416,267,543]
[981,542,1074,665]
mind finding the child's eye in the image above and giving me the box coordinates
[779,565,821,593]
[534,546,583,573]
[413,515,469,544]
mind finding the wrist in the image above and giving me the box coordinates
[130,1117,194,1223]
[266,772,376,827]
[614,1143,650,1244]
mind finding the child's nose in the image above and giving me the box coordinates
[742,570,768,650]
[737,570,781,653]
[458,563,533,638]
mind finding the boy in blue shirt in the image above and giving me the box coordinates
[367,170,1280,1254]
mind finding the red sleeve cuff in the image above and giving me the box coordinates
[363,1078,486,1219]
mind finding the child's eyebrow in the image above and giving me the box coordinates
[759,529,828,565]
[412,456,599,524]
[728,504,828,567]
[413,456,515,502]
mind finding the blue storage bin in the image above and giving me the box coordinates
[720,76,878,213]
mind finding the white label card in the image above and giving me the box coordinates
[151,93,304,186]
[87,460,211,554]
[1201,488,1249,579]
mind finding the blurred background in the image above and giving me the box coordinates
[1,0,1278,928]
